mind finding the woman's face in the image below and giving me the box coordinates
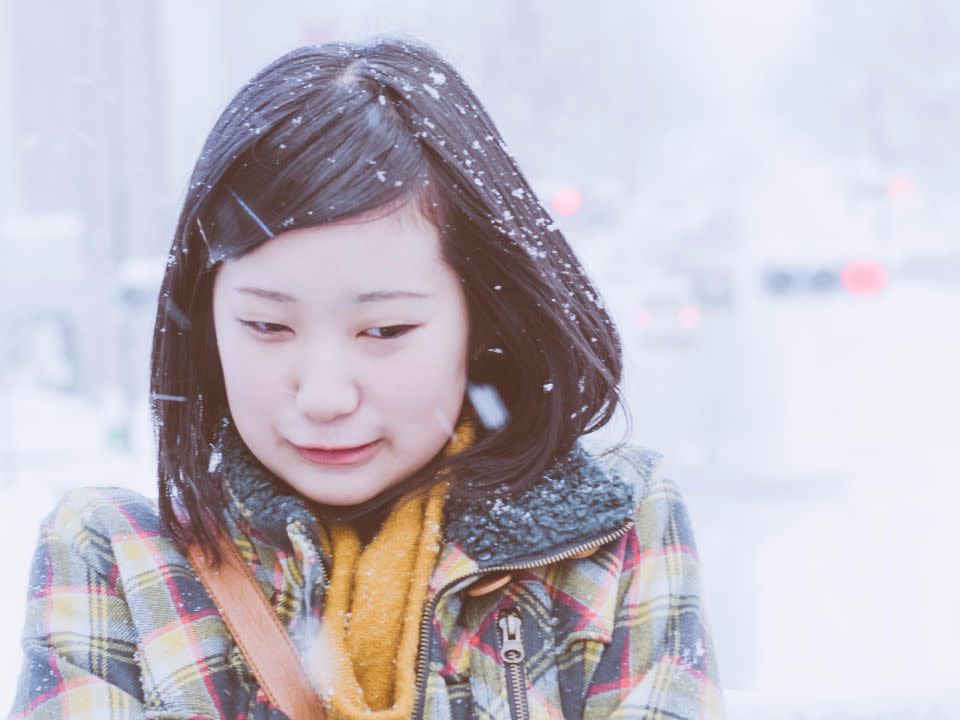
[212,201,470,506]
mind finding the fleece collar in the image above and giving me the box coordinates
[216,423,323,551]
[215,423,635,568]
[442,445,635,567]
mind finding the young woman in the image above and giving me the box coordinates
[12,38,723,719]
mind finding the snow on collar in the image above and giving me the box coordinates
[215,422,636,565]
[443,444,636,567]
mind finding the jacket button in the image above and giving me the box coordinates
[466,572,513,597]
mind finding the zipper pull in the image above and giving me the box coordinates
[498,610,525,663]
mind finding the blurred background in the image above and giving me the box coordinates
[2,0,958,716]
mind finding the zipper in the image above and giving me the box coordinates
[410,521,633,718]
[498,608,530,720]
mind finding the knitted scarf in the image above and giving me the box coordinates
[309,423,472,719]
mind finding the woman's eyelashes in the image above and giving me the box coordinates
[238,319,291,336]
[237,319,420,340]
[362,324,420,340]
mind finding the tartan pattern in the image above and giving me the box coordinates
[11,447,723,719]
[422,451,723,719]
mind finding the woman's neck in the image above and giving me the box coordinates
[348,501,394,545]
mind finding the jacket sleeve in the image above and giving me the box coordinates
[583,451,725,719]
[10,491,147,720]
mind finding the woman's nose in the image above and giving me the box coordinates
[293,355,361,423]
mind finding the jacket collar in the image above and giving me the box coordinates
[215,422,635,573]
[441,443,634,568]
[215,422,324,552]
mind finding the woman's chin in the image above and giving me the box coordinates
[282,469,390,507]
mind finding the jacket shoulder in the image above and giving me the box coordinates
[599,443,667,504]
[50,485,162,536]
[43,486,173,578]
[600,444,696,548]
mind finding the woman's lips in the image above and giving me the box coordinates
[292,439,382,466]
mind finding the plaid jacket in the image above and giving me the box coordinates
[11,443,723,719]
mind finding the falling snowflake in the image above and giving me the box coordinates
[467,382,509,430]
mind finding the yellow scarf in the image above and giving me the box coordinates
[310,423,472,719]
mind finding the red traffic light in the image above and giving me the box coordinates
[678,305,702,329]
[551,186,582,216]
[886,175,914,201]
[840,261,887,295]
[634,307,652,329]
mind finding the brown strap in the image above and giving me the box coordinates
[187,533,327,719]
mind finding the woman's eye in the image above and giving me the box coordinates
[364,324,418,340]
[239,320,291,335]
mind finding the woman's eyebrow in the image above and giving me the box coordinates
[354,290,432,303]
[234,287,431,303]
[235,287,298,302]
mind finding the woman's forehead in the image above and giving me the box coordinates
[214,206,452,304]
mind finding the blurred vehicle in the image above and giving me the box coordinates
[762,260,888,297]
[629,271,703,347]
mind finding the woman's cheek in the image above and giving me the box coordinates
[378,343,463,413]
[222,337,288,409]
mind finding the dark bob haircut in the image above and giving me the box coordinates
[152,36,628,557]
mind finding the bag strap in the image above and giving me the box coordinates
[187,533,327,719]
